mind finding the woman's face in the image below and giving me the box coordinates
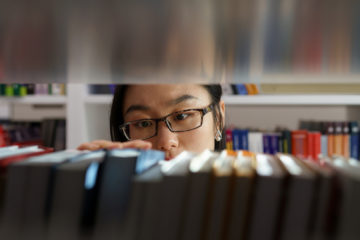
[123,84,224,160]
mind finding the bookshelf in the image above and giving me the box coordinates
[3,85,360,148]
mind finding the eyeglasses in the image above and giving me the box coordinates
[119,104,214,140]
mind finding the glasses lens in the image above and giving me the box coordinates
[125,119,156,140]
[167,110,202,131]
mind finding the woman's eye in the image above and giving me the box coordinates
[135,121,153,128]
[175,113,189,121]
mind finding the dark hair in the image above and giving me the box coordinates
[110,84,225,151]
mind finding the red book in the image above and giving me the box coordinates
[308,132,321,162]
[0,126,6,147]
[0,146,53,174]
[291,130,308,160]
[307,132,314,160]
[225,128,233,151]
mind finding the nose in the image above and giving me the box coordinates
[154,121,179,152]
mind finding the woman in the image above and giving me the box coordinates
[78,84,225,160]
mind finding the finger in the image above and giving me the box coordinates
[77,143,101,151]
[108,140,152,150]
[89,140,116,148]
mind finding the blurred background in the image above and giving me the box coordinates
[0,0,359,83]
[0,0,360,152]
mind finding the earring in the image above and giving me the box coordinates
[215,129,222,142]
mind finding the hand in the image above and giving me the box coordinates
[77,139,152,151]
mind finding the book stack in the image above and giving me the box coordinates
[0,119,66,150]
[221,84,259,96]
[225,120,360,161]
[0,84,66,97]
[0,147,359,240]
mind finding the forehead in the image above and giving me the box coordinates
[123,84,212,108]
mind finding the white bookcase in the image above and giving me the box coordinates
[2,84,360,149]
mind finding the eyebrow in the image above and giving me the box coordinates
[167,94,198,105]
[125,105,150,115]
[124,94,198,115]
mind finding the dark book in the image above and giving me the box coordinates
[92,149,165,240]
[226,151,255,240]
[302,160,336,240]
[156,151,194,240]
[247,154,286,240]
[14,151,80,240]
[204,151,235,240]
[136,164,163,240]
[325,156,360,240]
[180,150,218,240]
[47,151,106,240]
[282,130,292,154]
[276,154,317,240]
[349,121,359,160]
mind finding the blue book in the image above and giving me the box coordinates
[235,84,248,95]
[232,129,242,150]
[349,122,359,160]
[269,133,280,154]
[263,134,271,154]
[240,129,249,150]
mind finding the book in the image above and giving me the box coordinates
[320,122,328,158]
[349,121,359,159]
[226,151,255,240]
[324,156,360,240]
[247,154,286,240]
[204,150,235,240]
[157,151,194,240]
[180,150,218,240]
[226,128,233,151]
[135,164,163,240]
[334,122,343,156]
[276,154,317,240]
[302,160,336,240]
[326,122,335,157]
[291,130,308,159]
[342,122,350,159]
[47,150,106,240]
[0,150,80,240]
[248,132,263,153]
[93,149,165,240]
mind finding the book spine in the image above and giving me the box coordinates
[350,121,359,160]
[327,122,335,157]
[342,122,350,158]
[291,130,308,159]
[240,129,249,150]
[263,134,270,154]
[226,129,233,151]
[232,129,241,151]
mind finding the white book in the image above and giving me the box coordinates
[248,132,263,153]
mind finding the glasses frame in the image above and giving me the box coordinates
[119,104,214,140]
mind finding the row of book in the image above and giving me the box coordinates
[0,120,66,150]
[0,146,359,240]
[0,84,66,97]
[225,121,360,161]
[221,84,260,95]
[226,0,360,74]
[263,0,360,73]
